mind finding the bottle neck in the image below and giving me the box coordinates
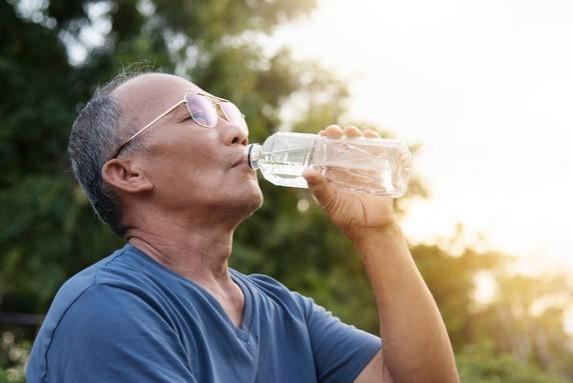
[247,143,262,170]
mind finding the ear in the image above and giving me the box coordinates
[102,158,154,195]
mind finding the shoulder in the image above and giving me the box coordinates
[48,244,162,315]
[27,247,169,382]
[47,247,174,338]
[53,283,173,338]
[28,284,191,383]
[47,284,179,378]
[41,249,143,324]
[37,249,126,334]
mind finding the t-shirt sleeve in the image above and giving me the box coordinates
[294,292,382,383]
[45,284,197,383]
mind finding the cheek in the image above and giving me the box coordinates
[178,154,228,193]
[146,128,230,200]
[203,129,219,140]
[150,147,223,189]
[151,160,226,209]
[167,129,222,167]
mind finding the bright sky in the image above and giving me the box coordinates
[268,0,573,274]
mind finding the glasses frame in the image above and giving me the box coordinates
[111,91,245,159]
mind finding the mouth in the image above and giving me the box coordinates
[231,155,250,168]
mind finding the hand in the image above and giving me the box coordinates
[303,125,399,243]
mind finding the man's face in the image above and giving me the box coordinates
[112,73,263,220]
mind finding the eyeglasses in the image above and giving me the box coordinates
[111,92,247,158]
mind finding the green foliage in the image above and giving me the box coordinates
[471,274,573,379]
[0,0,323,313]
[1,0,427,321]
[457,342,568,383]
[0,330,29,383]
[411,242,500,350]
[409,226,573,380]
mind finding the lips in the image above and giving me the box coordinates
[231,146,252,168]
[232,155,248,168]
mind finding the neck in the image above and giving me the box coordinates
[123,206,252,328]
[124,212,239,293]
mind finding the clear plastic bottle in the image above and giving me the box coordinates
[247,132,411,197]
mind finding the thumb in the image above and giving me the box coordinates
[303,168,335,208]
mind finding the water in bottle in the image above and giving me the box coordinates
[247,132,411,197]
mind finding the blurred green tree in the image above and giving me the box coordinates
[0,0,320,311]
[472,273,573,380]
[0,327,29,383]
[456,341,569,383]
[0,0,428,321]
[410,242,500,350]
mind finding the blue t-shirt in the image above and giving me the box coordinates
[27,244,381,382]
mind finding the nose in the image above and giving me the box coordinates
[222,121,248,147]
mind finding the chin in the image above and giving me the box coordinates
[223,181,263,220]
[243,183,264,213]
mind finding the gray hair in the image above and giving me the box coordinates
[68,71,145,236]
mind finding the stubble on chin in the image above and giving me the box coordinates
[243,185,264,217]
[222,184,264,223]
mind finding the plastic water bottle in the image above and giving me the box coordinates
[247,132,411,197]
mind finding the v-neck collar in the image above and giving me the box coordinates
[124,244,254,342]
[229,270,253,341]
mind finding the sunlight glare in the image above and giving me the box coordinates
[272,0,573,275]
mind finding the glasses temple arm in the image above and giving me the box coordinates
[126,100,186,144]
[112,100,187,158]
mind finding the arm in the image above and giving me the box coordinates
[304,125,459,383]
[353,223,458,383]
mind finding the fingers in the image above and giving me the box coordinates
[364,129,381,138]
[302,168,335,208]
[320,124,381,139]
[344,125,362,138]
[323,125,344,138]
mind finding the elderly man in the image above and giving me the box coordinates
[26,72,458,382]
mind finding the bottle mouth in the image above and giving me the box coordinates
[247,143,261,169]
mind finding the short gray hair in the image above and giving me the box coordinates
[68,71,144,236]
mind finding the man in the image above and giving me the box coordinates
[26,72,458,382]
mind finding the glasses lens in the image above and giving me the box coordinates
[185,94,218,127]
[220,102,248,130]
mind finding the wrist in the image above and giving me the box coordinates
[350,221,404,247]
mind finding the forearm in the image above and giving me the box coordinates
[354,223,458,383]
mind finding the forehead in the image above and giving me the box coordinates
[112,73,205,122]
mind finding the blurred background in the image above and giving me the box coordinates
[1,0,572,381]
